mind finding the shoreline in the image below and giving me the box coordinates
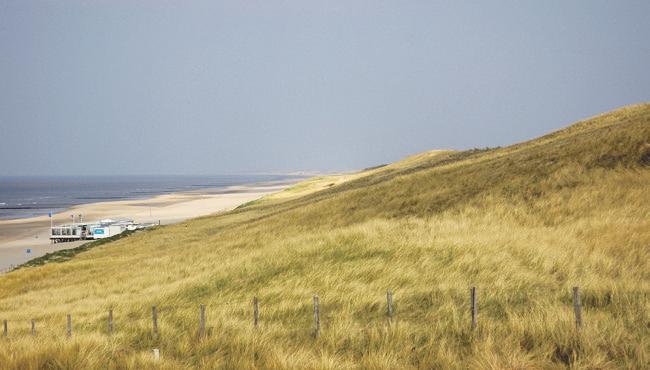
[0,174,306,221]
[0,179,299,271]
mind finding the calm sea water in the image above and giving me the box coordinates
[0,175,296,220]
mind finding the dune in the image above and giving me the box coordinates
[0,104,648,368]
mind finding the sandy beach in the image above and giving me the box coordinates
[0,180,295,272]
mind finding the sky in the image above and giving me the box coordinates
[1,1,649,176]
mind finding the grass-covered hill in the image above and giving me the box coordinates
[1,104,649,369]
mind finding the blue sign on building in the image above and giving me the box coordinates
[94,229,105,235]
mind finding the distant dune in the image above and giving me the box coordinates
[1,104,648,368]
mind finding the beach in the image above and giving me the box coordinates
[0,181,294,271]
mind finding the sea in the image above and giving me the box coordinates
[0,175,297,220]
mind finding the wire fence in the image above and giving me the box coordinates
[1,287,595,341]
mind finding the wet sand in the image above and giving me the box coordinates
[0,181,295,272]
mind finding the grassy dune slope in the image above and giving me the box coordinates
[1,104,649,369]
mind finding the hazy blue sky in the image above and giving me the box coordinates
[1,1,649,176]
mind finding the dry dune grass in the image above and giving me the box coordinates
[0,104,649,369]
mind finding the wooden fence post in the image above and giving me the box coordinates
[199,304,206,337]
[253,296,259,329]
[152,306,158,337]
[67,314,72,337]
[31,320,36,336]
[386,290,394,324]
[313,295,320,338]
[470,287,477,330]
[108,309,113,335]
[2,320,7,337]
[573,287,582,330]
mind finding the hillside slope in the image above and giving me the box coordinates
[0,104,649,369]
